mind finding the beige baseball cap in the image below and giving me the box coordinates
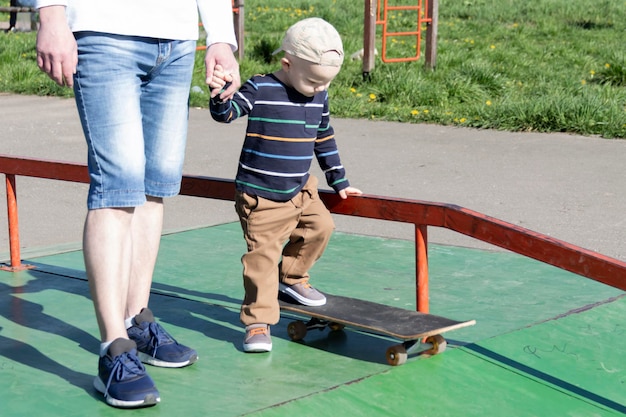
[273,17,344,67]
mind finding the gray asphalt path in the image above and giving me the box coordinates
[2,93,626,261]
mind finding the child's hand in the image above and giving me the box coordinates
[208,64,234,98]
[338,187,363,199]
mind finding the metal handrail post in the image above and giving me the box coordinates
[3,174,21,270]
[416,224,429,313]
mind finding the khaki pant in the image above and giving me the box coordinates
[235,176,335,325]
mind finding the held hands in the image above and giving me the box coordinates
[338,186,363,200]
[208,64,232,99]
[205,43,240,100]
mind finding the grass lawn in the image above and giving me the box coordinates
[1,0,625,138]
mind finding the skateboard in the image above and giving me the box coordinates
[279,293,476,366]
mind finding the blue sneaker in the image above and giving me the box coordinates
[93,338,160,408]
[127,308,198,368]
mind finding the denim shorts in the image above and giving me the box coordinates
[73,32,196,209]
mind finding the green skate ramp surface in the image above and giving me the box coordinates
[1,222,624,416]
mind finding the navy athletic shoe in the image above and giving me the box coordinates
[93,338,160,408]
[127,308,198,368]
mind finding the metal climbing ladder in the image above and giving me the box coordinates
[363,0,438,76]
[378,0,432,63]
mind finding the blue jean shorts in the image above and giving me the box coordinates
[73,32,196,209]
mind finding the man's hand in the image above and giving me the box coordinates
[36,6,77,88]
[205,43,240,99]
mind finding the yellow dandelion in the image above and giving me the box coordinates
[490,44,496,49]
[460,118,467,123]
[590,70,596,76]
[581,79,587,85]
[350,87,357,93]
[605,63,611,69]
[486,100,492,106]
[411,109,419,115]
[369,93,377,101]
[423,109,429,114]
[356,93,362,98]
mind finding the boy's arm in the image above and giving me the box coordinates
[316,134,362,199]
[209,83,236,123]
[314,94,345,189]
[209,78,255,123]
[315,94,362,199]
[315,130,350,193]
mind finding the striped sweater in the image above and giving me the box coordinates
[210,73,350,202]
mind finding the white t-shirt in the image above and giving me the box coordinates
[35,0,237,48]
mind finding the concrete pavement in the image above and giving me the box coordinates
[2,93,626,261]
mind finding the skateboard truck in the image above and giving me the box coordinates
[287,317,345,340]
[286,317,449,366]
[385,335,447,366]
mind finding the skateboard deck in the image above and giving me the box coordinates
[279,293,476,365]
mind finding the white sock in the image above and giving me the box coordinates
[100,341,113,357]
[124,315,135,330]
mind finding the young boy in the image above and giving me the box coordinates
[209,17,362,353]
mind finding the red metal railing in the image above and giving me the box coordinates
[2,155,626,313]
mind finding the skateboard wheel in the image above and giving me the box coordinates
[287,321,307,341]
[424,334,447,355]
[386,345,408,366]
[328,322,345,332]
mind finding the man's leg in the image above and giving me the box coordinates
[85,196,163,333]
[127,196,164,318]
[73,33,195,407]
[123,38,199,368]
[83,207,134,343]
[83,205,161,408]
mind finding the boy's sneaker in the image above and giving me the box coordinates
[127,308,198,368]
[279,280,327,306]
[93,338,160,408]
[243,324,272,353]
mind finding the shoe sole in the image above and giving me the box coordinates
[137,351,199,368]
[279,284,327,306]
[243,342,272,353]
[93,377,160,408]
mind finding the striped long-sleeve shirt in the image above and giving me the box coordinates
[210,73,350,202]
